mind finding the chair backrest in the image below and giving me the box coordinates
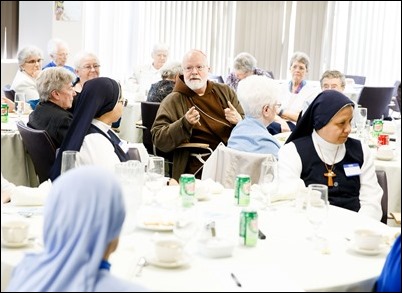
[3,84,16,102]
[140,101,161,154]
[375,170,388,224]
[201,143,271,188]
[345,75,366,85]
[16,120,57,183]
[140,101,173,176]
[357,86,395,120]
[208,74,224,83]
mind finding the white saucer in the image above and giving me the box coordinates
[376,155,394,161]
[1,239,29,248]
[147,253,190,268]
[352,244,387,256]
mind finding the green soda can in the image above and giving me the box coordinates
[1,103,9,123]
[239,209,258,246]
[234,174,251,206]
[180,174,195,207]
[372,119,383,137]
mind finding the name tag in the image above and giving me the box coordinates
[119,141,129,153]
[343,163,361,177]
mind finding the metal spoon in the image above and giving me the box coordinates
[18,211,33,218]
[134,257,147,277]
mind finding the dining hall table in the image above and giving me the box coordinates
[1,185,400,292]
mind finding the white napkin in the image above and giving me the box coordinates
[11,180,51,206]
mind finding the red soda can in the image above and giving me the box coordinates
[377,134,389,146]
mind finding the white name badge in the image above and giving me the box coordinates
[119,141,129,153]
[343,163,361,177]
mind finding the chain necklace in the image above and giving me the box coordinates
[317,144,339,187]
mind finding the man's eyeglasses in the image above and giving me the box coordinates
[184,65,207,73]
[118,98,128,107]
[25,59,43,64]
[81,64,101,70]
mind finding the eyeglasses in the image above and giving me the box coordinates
[118,98,128,107]
[184,65,207,73]
[81,64,101,70]
[25,59,43,64]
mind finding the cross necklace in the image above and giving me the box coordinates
[317,144,339,187]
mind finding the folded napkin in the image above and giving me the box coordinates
[11,180,51,206]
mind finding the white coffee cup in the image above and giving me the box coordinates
[354,229,382,250]
[2,220,29,244]
[377,145,394,160]
[154,239,184,263]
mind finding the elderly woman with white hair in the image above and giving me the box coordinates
[73,51,101,93]
[43,38,75,74]
[227,75,281,157]
[225,52,273,91]
[147,60,182,102]
[133,43,170,96]
[11,45,43,102]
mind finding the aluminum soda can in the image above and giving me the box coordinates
[1,103,9,123]
[372,119,383,137]
[179,174,195,207]
[234,174,251,206]
[239,209,258,246]
[377,134,389,146]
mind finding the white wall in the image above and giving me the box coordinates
[19,1,83,67]
[0,2,85,90]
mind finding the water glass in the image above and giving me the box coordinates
[14,93,26,117]
[306,184,329,248]
[61,150,78,174]
[259,155,279,209]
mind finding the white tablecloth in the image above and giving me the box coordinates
[119,102,142,143]
[2,188,399,292]
[1,115,38,186]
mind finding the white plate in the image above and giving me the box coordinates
[1,239,29,248]
[147,253,190,268]
[352,244,387,256]
[376,155,394,161]
[137,221,174,231]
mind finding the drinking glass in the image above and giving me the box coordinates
[306,184,329,248]
[259,155,279,209]
[115,160,144,234]
[355,107,367,138]
[173,206,199,248]
[145,156,165,205]
[60,150,78,174]
[14,93,26,117]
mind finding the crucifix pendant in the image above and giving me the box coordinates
[324,171,336,187]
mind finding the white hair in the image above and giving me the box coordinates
[237,75,279,118]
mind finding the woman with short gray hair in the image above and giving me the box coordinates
[11,45,43,102]
[28,67,76,148]
[226,52,273,91]
[147,61,182,102]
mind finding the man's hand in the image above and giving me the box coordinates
[185,106,201,125]
[224,100,242,124]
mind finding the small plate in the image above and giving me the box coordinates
[137,221,174,231]
[147,253,190,268]
[353,244,387,256]
[1,239,29,248]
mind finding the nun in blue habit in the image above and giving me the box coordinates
[6,166,147,292]
[278,90,382,220]
[50,77,130,181]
